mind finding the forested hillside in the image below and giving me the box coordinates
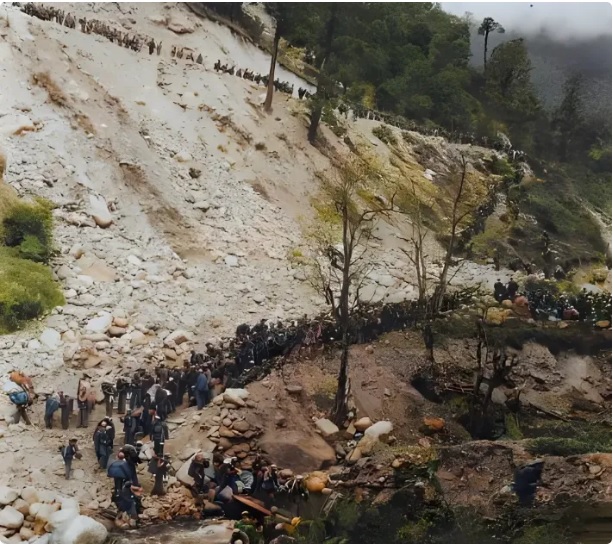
[204,2,611,269]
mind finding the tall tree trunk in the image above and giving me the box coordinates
[307,4,338,145]
[331,197,352,425]
[483,31,489,71]
[308,101,323,144]
[264,29,281,113]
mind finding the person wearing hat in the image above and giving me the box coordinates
[60,438,80,480]
[94,421,111,469]
[195,368,209,410]
[121,409,137,446]
[151,413,168,456]
[235,511,260,544]
[151,453,173,496]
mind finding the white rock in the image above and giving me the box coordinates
[27,339,42,351]
[0,486,19,506]
[85,314,112,334]
[89,194,113,229]
[127,255,142,266]
[364,420,393,441]
[0,506,24,529]
[194,201,210,211]
[164,330,190,346]
[39,328,62,350]
[50,514,107,544]
[167,13,195,34]
[174,150,192,162]
[20,487,38,505]
[224,255,238,267]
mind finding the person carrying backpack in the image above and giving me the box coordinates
[60,438,80,480]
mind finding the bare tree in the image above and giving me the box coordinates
[430,154,473,314]
[470,320,519,435]
[306,156,395,425]
[478,16,505,72]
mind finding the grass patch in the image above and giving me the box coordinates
[526,432,610,456]
[504,413,523,440]
[372,124,397,145]
[249,181,271,201]
[2,197,55,263]
[0,248,65,332]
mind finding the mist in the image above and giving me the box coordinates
[440,2,612,41]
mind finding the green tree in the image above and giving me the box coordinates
[477,16,505,72]
[552,74,585,162]
[306,156,394,424]
[486,38,540,137]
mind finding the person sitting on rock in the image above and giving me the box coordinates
[188,452,209,495]
[236,511,260,544]
[116,482,141,524]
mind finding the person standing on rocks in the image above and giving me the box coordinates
[150,453,174,496]
[121,410,137,446]
[151,413,167,456]
[165,378,177,413]
[44,391,60,429]
[60,438,80,480]
[77,381,89,428]
[195,368,209,409]
[94,421,111,469]
[107,451,132,499]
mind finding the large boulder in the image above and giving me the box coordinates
[49,514,107,544]
[39,329,62,350]
[0,486,19,506]
[353,417,373,432]
[166,13,195,34]
[0,506,24,529]
[85,314,112,334]
[315,418,339,439]
[89,194,113,228]
[20,487,39,505]
[164,330,191,346]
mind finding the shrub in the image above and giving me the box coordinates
[0,249,64,332]
[2,198,54,263]
[372,124,397,146]
[526,436,609,457]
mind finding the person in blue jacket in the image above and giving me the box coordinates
[195,368,209,409]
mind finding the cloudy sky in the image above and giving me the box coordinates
[440,2,612,39]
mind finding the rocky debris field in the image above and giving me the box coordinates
[0,485,107,544]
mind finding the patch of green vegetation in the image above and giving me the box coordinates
[527,432,610,456]
[2,197,54,263]
[487,155,515,179]
[514,524,572,544]
[322,103,347,137]
[522,176,605,261]
[504,413,523,440]
[470,217,508,259]
[0,248,64,332]
[396,518,432,543]
[372,124,397,146]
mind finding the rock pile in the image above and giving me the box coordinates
[0,486,106,544]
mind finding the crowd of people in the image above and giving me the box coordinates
[493,278,611,325]
[19,3,300,99]
[19,2,530,160]
[213,61,297,96]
